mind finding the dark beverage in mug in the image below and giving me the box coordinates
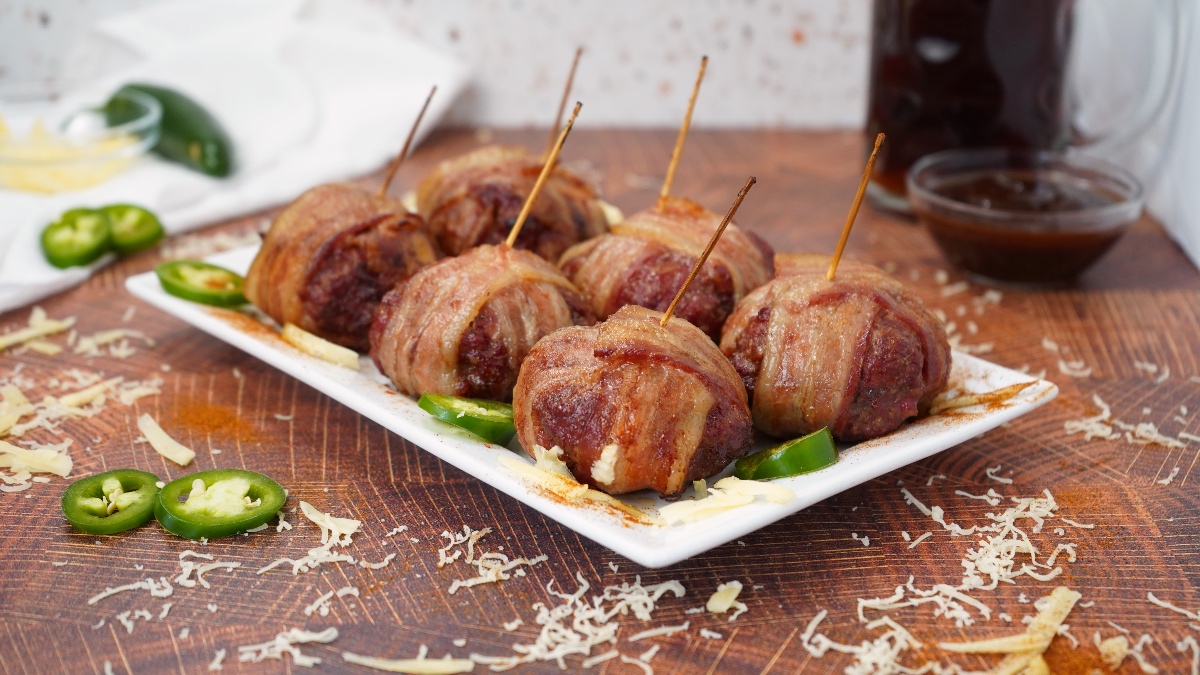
[866,0,1076,209]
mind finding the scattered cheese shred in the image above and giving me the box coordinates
[0,307,75,352]
[497,446,658,525]
[0,439,72,477]
[436,525,547,595]
[237,627,338,668]
[341,650,475,673]
[619,654,653,674]
[281,323,359,369]
[580,650,619,668]
[208,649,226,671]
[469,573,684,670]
[657,476,792,525]
[25,340,62,355]
[1158,467,1181,485]
[984,465,1013,484]
[626,622,690,642]
[137,414,195,466]
[1147,591,1200,622]
[939,587,1081,673]
[907,532,932,549]
[706,581,743,614]
[257,501,361,575]
[88,577,173,605]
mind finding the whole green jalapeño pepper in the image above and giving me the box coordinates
[105,83,235,177]
[734,427,838,480]
[61,469,161,534]
[154,469,285,540]
[417,393,516,445]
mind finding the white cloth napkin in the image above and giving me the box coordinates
[0,0,469,314]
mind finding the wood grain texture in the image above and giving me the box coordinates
[1,129,1199,674]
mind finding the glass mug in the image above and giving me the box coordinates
[865,0,1183,214]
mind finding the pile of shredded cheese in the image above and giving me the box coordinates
[469,573,684,670]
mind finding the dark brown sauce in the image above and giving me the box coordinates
[936,172,1117,212]
[919,172,1127,284]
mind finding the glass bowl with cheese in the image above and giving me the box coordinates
[0,88,161,194]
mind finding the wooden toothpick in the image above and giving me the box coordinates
[506,102,582,248]
[545,47,584,159]
[660,176,756,326]
[826,133,885,281]
[657,56,708,210]
[378,85,437,200]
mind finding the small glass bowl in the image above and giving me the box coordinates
[907,149,1144,286]
[0,89,161,193]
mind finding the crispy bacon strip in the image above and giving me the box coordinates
[514,305,753,497]
[245,183,440,350]
[721,254,950,442]
[369,244,592,402]
[559,197,773,340]
[416,145,608,261]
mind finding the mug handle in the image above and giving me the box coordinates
[1072,0,1187,153]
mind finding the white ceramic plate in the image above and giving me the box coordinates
[126,246,1058,568]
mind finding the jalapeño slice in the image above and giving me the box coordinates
[104,204,165,254]
[61,469,160,535]
[154,469,285,540]
[155,260,246,307]
[418,393,516,445]
[734,427,838,480]
[41,208,113,268]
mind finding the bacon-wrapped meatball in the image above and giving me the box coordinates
[558,197,773,341]
[416,145,608,262]
[245,183,440,351]
[513,305,754,497]
[369,244,594,402]
[720,254,951,443]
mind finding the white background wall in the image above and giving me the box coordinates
[0,0,873,128]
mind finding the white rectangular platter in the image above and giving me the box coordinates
[126,246,1058,568]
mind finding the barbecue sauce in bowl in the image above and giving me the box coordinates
[908,150,1143,285]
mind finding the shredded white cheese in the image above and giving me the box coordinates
[281,323,359,369]
[88,577,173,605]
[619,654,653,674]
[657,476,792,525]
[237,627,338,668]
[1158,467,1181,485]
[436,525,547,595]
[175,551,240,589]
[469,573,683,670]
[626,622,690,642]
[907,532,932,549]
[137,414,195,466]
[706,581,743,614]
[257,501,362,575]
[207,649,226,671]
[0,307,75,352]
[341,649,475,673]
[985,464,1013,484]
[0,439,72,477]
[590,444,618,486]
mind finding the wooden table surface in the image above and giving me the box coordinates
[2,128,1199,674]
